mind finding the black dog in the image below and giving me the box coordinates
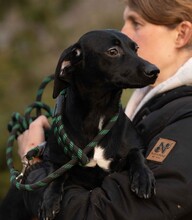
[35,29,159,219]
[0,29,159,220]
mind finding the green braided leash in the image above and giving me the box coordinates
[53,113,119,166]
[6,75,54,190]
[6,75,120,191]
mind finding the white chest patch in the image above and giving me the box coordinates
[85,146,112,170]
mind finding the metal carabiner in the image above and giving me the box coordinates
[16,156,29,183]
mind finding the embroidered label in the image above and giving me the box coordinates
[146,138,176,163]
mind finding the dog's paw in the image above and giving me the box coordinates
[129,164,156,199]
[38,193,62,220]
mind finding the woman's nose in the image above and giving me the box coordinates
[121,22,133,38]
[121,24,127,35]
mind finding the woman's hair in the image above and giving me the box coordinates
[125,0,192,28]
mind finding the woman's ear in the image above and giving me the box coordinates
[175,21,192,48]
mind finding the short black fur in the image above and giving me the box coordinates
[1,29,159,220]
[37,29,159,219]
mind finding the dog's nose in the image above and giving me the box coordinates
[144,64,160,78]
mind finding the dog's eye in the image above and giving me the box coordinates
[72,48,81,57]
[106,47,120,57]
[75,49,81,56]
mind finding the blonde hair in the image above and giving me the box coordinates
[125,0,192,27]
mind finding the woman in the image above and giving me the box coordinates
[2,0,192,219]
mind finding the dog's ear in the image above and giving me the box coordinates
[53,43,82,98]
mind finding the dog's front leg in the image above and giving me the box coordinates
[38,164,66,220]
[127,148,156,199]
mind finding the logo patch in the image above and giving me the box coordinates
[146,138,176,163]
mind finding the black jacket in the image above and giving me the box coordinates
[54,85,192,220]
[1,86,192,220]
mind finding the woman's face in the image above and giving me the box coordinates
[121,6,179,85]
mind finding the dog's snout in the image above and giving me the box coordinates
[144,64,160,78]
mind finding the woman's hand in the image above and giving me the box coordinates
[17,115,50,160]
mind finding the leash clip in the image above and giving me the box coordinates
[16,156,29,183]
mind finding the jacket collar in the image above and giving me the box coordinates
[125,57,192,120]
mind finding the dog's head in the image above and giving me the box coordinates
[53,29,159,98]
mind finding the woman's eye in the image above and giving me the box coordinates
[130,18,142,30]
[106,47,120,57]
[132,20,140,27]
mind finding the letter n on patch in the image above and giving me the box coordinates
[146,138,176,163]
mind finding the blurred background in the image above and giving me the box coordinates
[0,0,132,200]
